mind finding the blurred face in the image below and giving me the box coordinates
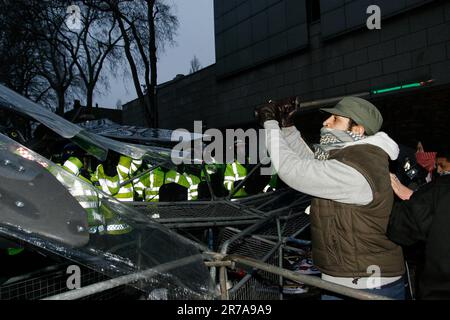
[436,157,450,175]
[323,114,352,131]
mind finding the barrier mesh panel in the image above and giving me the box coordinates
[256,214,310,238]
[0,265,141,300]
[134,202,259,220]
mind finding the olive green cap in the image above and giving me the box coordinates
[320,97,383,135]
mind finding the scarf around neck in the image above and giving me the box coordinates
[314,127,366,161]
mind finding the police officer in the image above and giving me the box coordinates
[59,155,105,234]
[134,164,166,202]
[224,140,248,198]
[182,169,201,201]
[93,152,133,234]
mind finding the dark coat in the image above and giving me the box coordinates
[387,175,450,299]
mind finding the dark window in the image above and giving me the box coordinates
[307,0,321,23]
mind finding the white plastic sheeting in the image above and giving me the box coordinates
[0,133,214,299]
[0,84,203,165]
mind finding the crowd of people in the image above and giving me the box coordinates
[55,142,279,205]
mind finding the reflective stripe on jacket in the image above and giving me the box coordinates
[224,161,248,197]
[130,165,166,202]
[183,173,200,200]
[94,161,132,234]
[165,170,190,188]
[61,157,104,233]
[115,156,134,202]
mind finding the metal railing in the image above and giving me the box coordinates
[206,253,393,301]
[35,251,394,301]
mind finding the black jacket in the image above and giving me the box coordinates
[387,175,450,299]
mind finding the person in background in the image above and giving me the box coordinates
[224,140,248,198]
[415,141,437,183]
[93,152,134,234]
[134,164,165,202]
[182,168,201,201]
[388,146,450,299]
[157,166,189,202]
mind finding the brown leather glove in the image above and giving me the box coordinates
[255,100,280,127]
[275,96,299,127]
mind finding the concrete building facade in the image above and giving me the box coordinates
[123,0,450,147]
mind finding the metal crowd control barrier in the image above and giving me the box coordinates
[219,231,283,300]
[206,254,392,301]
[209,189,311,300]
[42,254,207,300]
[0,263,142,300]
[131,200,268,229]
[130,188,311,229]
[27,252,392,300]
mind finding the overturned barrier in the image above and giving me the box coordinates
[207,253,392,301]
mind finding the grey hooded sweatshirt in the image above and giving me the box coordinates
[264,121,399,205]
